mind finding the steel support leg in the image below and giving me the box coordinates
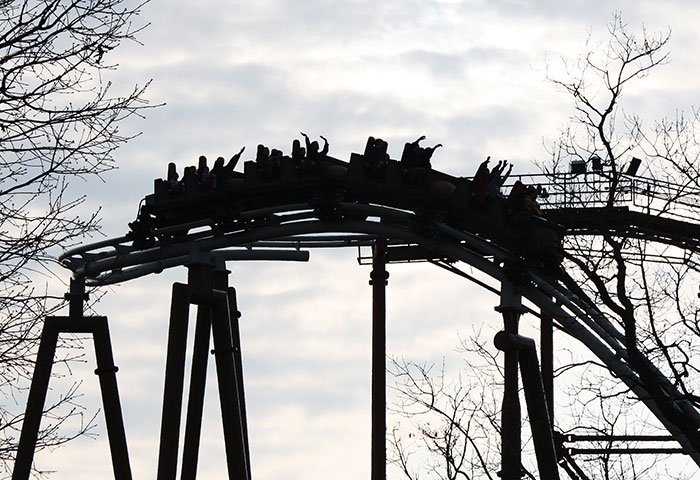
[541,311,554,425]
[12,321,60,480]
[500,309,523,480]
[371,238,388,480]
[210,288,250,480]
[92,317,132,480]
[226,285,251,477]
[180,304,212,480]
[157,283,191,480]
[496,280,524,480]
[157,263,251,480]
[494,332,560,480]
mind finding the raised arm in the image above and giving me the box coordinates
[319,135,329,155]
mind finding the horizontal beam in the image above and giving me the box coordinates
[568,448,685,455]
[565,435,677,442]
[87,249,310,286]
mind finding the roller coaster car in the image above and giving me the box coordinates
[345,153,457,210]
[517,216,564,272]
[130,142,563,273]
[444,181,563,273]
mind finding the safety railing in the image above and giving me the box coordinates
[495,171,700,223]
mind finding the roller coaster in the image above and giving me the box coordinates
[11,136,700,479]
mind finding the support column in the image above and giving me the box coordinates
[371,238,388,480]
[157,283,191,480]
[180,303,212,480]
[210,266,250,480]
[156,261,251,480]
[496,280,524,480]
[92,317,132,480]
[210,288,249,480]
[540,310,554,428]
[226,285,251,477]
[14,276,132,480]
[494,332,560,480]
[13,321,60,480]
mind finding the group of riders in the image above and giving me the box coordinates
[162,134,545,220]
[153,134,559,269]
[165,132,330,193]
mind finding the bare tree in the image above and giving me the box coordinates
[544,11,700,460]
[390,337,689,479]
[389,336,504,480]
[0,0,153,475]
[391,13,700,480]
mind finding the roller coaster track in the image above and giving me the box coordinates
[56,152,700,472]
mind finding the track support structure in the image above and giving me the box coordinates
[156,259,250,480]
[494,281,559,479]
[496,280,525,480]
[13,278,132,480]
[370,238,389,480]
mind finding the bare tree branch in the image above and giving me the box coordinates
[0,0,155,475]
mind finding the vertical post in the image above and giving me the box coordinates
[371,238,388,480]
[494,332,560,480]
[157,283,191,480]
[540,310,554,428]
[497,280,524,480]
[68,276,87,320]
[501,310,522,480]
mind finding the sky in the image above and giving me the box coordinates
[25,0,700,478]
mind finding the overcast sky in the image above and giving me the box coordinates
[30,1,700,478]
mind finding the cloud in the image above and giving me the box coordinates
[35,1,700,479]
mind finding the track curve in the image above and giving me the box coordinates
[58,146,700,466]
